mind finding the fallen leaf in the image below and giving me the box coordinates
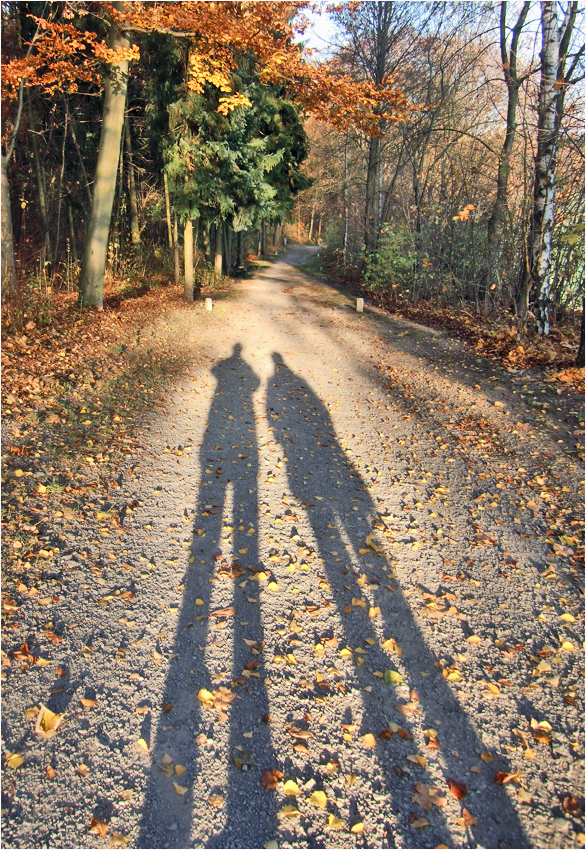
[46,765,56,778]
[350,823,364,834]
[34,704,65,739]
[308,790,328,809]
[361,733,377,748]
[328,814,344,830]
[261,768,284,791]
[173,782,188,795]
[77,763,90,777]
[175,764,186,777]
[89,818,108,837]
[283,780,301,796]
[462,808,477,826]
[6,753,24,769]
[208,795,224,808]
[494,770,522,785]
[412,782,447,811]
[480,751,493,762]
[110,832,130,847]
[280,804,300,817]
[136,738,149,753]
[118,789,134,801]
[80,698,97,708]
[447,778,468,799]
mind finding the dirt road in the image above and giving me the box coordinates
[2,246,584,849]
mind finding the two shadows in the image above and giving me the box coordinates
[137,345,527,849]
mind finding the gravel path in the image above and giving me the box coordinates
[2,246,584,850]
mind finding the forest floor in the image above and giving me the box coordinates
[1,245,584,850]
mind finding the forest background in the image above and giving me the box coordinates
[1,0,584,393]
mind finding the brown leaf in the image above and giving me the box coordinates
[162,702,173,712]
[210,605,236,618]
[412,782,447,811]
[261,768,284,791]
[462,808,477,826]
[378,729,394,739]
[245,659,259,671]
[89,817,108,837]
[494,770,522,785]
[55,666,67,677]
[447,778,468,799]
[46,765,56,779]
[80,698,97,709]
[398,727,413,740]
[563,796,583,816]
[208,795,224,808]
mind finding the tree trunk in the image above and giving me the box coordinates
[364,135,381,252]
[237,231,244,266]
[214,222,223,275]
[1,154,20,327]
[67,196,78,263]
[124,118,141,259]
[308,203,316,242]
[487,2,530,301]
[224,223,232,275]
[576,296,585,368]
[173,214,180,285]
[343,132,349,268]
[163,172,173,249]
[183,218,194,300]
[202,222,210,263]
[261,219,267,255]
[78,5,130,307]
[27,92,53,271]
[274,223,281,248]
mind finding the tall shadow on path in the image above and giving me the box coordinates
[138,344,278,849]
[267,353,528,849]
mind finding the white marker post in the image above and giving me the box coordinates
[205,298,213,311]
[356,298,364,313]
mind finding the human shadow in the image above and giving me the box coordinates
[138,344,278,849]
[267,352,529,849]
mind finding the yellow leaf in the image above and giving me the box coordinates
[175,764,186,776]
[485,682,501,695]
[6,753,24,769]
[239,548,248,554]
[36,658,51,667]
[173,782,188,795]
[345,774,356,785]
[560,613,575,623]
[350,823,364,834]
[328,814,344,830]
[110,832,130,847]
[368,606,381,618]
[339,648,353,658]
[308,790,328,809]
[467,635,482,644]
[361,733,376,748]
[283,780,301,796]
[77,763,90,777]
[480,751,493,762]
[195,599,204,606]
[267,582,279,591]
[406,754,428,768]
[136,738,149,753]
[198,688,214,704]
[446,670,463,682]
[280,805,300,817]
[561,641,574,652]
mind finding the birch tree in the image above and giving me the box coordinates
[518,0,582,333]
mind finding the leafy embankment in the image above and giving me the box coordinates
[316,250,584,390]
[0,276,228,580]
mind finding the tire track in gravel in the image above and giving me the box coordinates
[2,246,582,850]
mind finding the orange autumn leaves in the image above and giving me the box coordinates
[3,2,409,136]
